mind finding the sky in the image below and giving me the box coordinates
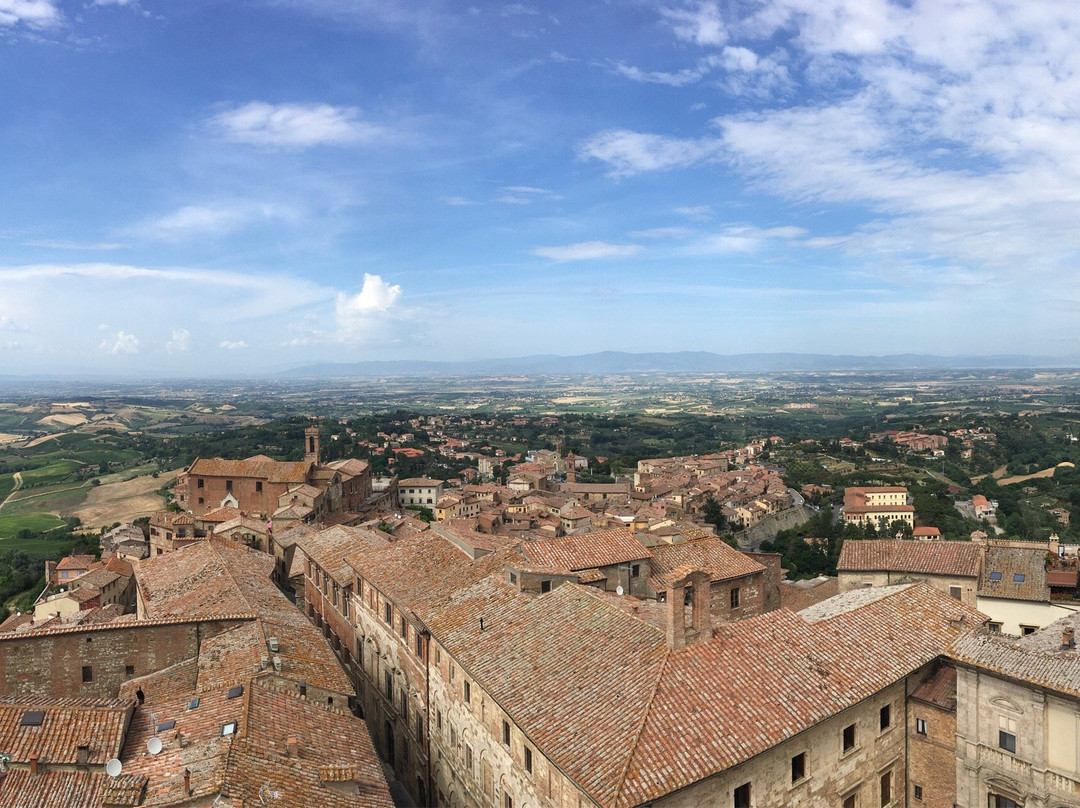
[1,0,1080,377]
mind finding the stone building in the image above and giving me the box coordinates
[837,538,983,606]
[295,519,981,808]
[842,486,915,528]
[950,614,1080,808]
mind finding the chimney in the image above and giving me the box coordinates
[76,745,89,766]
[286,737,299,758]
[183,767,191,796]
[665,569,712,651]
[1064,627,1076,650]
[29,755,38,776]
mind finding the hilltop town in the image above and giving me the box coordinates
[1,381,1080,808]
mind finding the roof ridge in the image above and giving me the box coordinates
[612,648,672,808]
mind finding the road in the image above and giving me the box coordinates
[0,472,22,513]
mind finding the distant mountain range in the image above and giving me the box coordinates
[280,351,1080,377]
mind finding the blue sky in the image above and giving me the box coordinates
[1,0,1079,376]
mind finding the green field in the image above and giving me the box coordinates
[0,512,66,536]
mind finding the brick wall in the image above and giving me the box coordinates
[0,618,247,700]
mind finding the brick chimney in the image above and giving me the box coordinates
[76,745,89,766]
[286,736,299,758]
[1064,627,1076,650]
[29,755,38,776]
[665,568,712,651]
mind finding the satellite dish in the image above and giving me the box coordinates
[106,758,123,777]
[616,585,624,596]
[147,737,163,755]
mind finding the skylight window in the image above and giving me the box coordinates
[188,698,200,710]
[226,685,244,700]
[157,720,176,732]
[19,710,44,727]
[221,722,237,736]
[989,572,1002,581]
[1014,573,1025,583]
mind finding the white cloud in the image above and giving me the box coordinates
[629,227,693,239]
[683,225,808,255]
[0,0,61,28]
[579,130,723,177]
[612,56,720,87]
[23,239,122,250]
[209,102,383,148]
[661,1,726,46]
[494,186,562,205]
[165,329,190,353]
[0,315,26,331]
[441,195,478,206]
[219,340,247,350]
[99,330,139,355]
[127,202,297,241]
[531,241,644,261]
[674,205,713,221]
[337,273,403,316]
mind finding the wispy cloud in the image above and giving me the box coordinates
[493,185,562,205]
[0,0,61,29]
[126,202,297,241]
[23,239,122,250]
[661,1,727,47]
[683,225,808,254]
[441,195,478,206]
[674,205,713,221]
[579,130,723,177]
[531,241,644,261]
[219,340,247,350]
[209,102,384,148]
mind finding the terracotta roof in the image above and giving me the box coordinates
[398,477,442,486]
[838,539,982,578]
[650,537,764,585]
[426,579,979,808]
[978,546,1050,602]
[1048,570,1078,588]
[519,528,650,572]
[187,457,311,484]
[135,539,352,695]
[0,699,132,764]
[910,663,957,711]
[56,555,95,571]
[779,576,840,612]
[200,506,243,524]
[0,770,121,808]
[294,525,389,584]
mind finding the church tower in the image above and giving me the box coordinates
[304,426,320,465]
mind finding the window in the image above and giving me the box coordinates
[342,592,350,619]
[198,497,204,505]
[1013,573,1025,583]
[226,480,233,492]
[631,564,640,578]
[197,478,204,489]
[1021,625,1037,636]
[913,785,923,801]
[356,578,364,598]
[125,665,135,676]
[879,770,891,806]
[436,710,442,730]
[416,713,424,743]
[731,587,741,609]
[843,792,857,808]
[989,622,1002,633]
[992,796,1020,808]
[541,580,552,594]
[435,648,441,665]
[82,665,93,683]
[915,717,927,735]
[503,795,514,808]
[791,752,805,783]
[998,716,1017,753]
[525,745,533,773]
[450,726,456,746]
[415,634,424,657]
[733,782,751,808]
[221,722,237,736]
[384,671,393,699]
[464,681,471,703]
[502,719,511,745]
[465,744,473,769]
[255,481,262,492]
[384,602,392,624]
[357,637,364,667]
[949,585,962,600]
[450,664,455,681]
[989,571,1002,581]
[843,723,856,752]
[400,616,408,639]
[879,704,891,731]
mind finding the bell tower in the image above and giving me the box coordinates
[304,426,320,465]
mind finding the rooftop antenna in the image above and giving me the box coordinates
[147,736,163,755]
[105,758,122,777]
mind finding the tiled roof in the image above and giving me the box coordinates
[56,555,95,571]
[135,539,352,695]
[519,528,650,572]
[978,546,1050,602]
[950,618,1080,699]
[0,699,132,764]
[347,531,520,616]
[187,457,311,484]
[0,771,115,808]
[294,525,389,584]
[838,539,981,578]
[397,477,442,486]
[650,537,764,585]
[426,579,979,808]
[201,506,243,524]
[910,663,957,711]
[779,576,839,612]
